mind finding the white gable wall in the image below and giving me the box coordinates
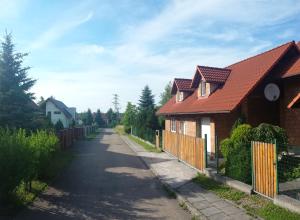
[45,101,71,128]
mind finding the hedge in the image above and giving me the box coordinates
[0,128,58,203]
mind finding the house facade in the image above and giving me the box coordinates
[45,97,77,128]
[158,41,300,158]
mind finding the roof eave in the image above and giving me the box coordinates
[157,110,231,116]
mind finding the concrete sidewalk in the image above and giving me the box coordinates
[121,135,253,220]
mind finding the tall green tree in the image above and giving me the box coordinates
[106,108,117,128]
[86,108,93,125]
[158,81,172,128]
[135,85,158,142]
[122,102,137,133]
[95,109,105,127]
[159,81,172,106]
[0,33,37,129]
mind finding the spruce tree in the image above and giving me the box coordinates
[95,109,105,127]
[86,109,93,125]
[0,33,36,129]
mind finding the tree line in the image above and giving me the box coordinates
[122,82,172,143]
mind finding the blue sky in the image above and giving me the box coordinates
[1,0,300,112]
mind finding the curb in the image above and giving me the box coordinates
[120,135,205,218]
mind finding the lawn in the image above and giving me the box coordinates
[128,135,161,153]
[1,149,74,216]
[193,173,300,220]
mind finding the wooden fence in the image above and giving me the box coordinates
[57,125,97,149]
[252,141,277,198]
[163,130,205,171]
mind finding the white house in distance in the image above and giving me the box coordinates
[45,97,77,128]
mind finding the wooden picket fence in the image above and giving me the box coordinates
[252,141,277,198]
[163,130,205,171]
[57,126,97,149]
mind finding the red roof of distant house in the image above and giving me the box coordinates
[158,41,295,115]
[171,78,193,94]
[282,42,300,78]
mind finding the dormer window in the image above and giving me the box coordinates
[198,81,207,98]
[176,91,184,102]
[201,81,206,97]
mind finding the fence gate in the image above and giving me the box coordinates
[252,141,277,198]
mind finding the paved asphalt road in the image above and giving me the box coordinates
[15,129,190,220]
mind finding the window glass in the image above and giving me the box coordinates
[171,119,176,132]
[54,111,61,114]
[201,81,206,96]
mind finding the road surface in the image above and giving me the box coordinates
[16,129,190,220]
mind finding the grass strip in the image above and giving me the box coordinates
[128,135,161,153]
[193,173,300,220]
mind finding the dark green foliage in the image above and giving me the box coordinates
[253,123,288,152]
[0,129,28,202]
[159,81,172,106]
[122,102,137,133]
[54,120,64,131]
[0,128,58,203]
[106,108,118,128]
[86,109,93,125]
[221,124,253,183]
[95,109,105,127]
[278,155,300,182]
[231,116,246,134]
[0,33,37,130]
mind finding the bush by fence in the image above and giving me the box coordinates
[0,128,58,203]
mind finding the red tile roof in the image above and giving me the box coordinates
[158,41,295,115]
[171,78,193,94]
[282,57,300,78]
[195,65,231,84]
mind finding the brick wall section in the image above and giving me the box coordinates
[165,119,170,131]
[280,77,300,146]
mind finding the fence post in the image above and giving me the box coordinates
[251,141,255,191]
[204,134,207,168]
[155,130,160,149]
[274,139,279,196]
[162,130,165,150]
[215,135,219,173]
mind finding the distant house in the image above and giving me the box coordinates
[158,41,300,158]
[45,97,77,128]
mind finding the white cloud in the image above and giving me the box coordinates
[30,11,93,50]
[78,44,105,55]
[0,0,28,19]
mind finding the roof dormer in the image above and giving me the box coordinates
[171,78,194,102]
[191,65,231,98]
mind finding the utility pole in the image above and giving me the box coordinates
[112,94,120,123]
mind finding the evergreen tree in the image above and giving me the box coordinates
[86,108,93,125]
[159,81,172,106]
[95,109,105,127]
[106,108,117,128]
[54,119,64,131]
[0,33,37,129]
[136,85,158,142]
[122,102,137,133]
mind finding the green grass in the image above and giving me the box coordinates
[193,173,300,220]
[1,150,74,217]
[162,185,177,198]
[128,135,161,153]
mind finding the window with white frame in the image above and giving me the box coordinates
[171,119,176,132]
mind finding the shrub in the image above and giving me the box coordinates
[0,128,59,203]
[221,124,253,183]
[253,123,288,152]
[0,128,29,202]
[28,130,59,180]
